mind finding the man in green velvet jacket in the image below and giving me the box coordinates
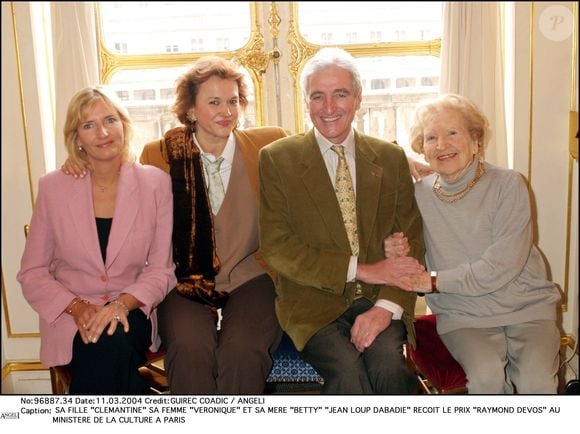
[259,48,425,394]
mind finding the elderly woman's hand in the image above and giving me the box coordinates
[61,158,91,178]
[383,232,410,258]
[407,156,433,183]
[356,256,425,291]
[408,271,433,293]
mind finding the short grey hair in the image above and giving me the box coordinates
[301,47,362,99]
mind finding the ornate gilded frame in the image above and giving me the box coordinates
[96,2,269,125]
[287,2,441,131]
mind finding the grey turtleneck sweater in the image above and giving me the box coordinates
[414,157,560,335]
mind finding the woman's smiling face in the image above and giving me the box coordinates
[77,99,125,166]
[422,108,479,181]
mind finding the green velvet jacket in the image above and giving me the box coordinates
[259,129,424,350]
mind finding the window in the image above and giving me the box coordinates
[98,2,253,156]
[216,37,230,51]
[160,88,174,100]
[321,33,334,45]
[370,79,390,90]
[396,77,416,88]
[97,2,441,158]
[99,2,250,55]
[421,76,439,87]
[296,1,442,156]
[190,38,204,52]
[113,42,128,54]
[133,89,156,101]
[116,90,130,101]
[394,30,406,41]
[370,31,383,42]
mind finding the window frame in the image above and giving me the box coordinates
[287,2,441,132]
[96,2,268,126]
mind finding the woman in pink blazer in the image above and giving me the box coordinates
[17,87,177,394]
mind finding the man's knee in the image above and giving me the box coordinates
[367,353,415,394]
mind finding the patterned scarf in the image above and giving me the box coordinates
[164,126,226,306]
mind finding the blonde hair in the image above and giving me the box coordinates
[409,93,491,155]
[63,86,135,166]
[173,56,248,129]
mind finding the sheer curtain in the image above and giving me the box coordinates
[51,2,99,166]
[440,2,508,167]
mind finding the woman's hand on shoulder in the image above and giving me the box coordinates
[61,158,91,178]
[383,232,410,258]
[407,156,433,183]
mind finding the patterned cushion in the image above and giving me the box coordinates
[267,333,323,383]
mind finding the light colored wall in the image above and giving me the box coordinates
[510,3,578,384]
[1,2,44,347]
[1,1,49,394]
[2,1,578,393]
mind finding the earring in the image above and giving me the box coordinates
[78,146,83,152]
[187,112,197,123]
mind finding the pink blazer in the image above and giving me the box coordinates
[17,162,177,367]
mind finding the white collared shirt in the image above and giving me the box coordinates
[193,132,236,192]
[315,128,357,191]
[314,127,402,320]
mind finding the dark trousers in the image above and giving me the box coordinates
[67,309,152,394]
[158,274,282,394]
[299,298,416,394]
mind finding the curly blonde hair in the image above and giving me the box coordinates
[409,93,491,155]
